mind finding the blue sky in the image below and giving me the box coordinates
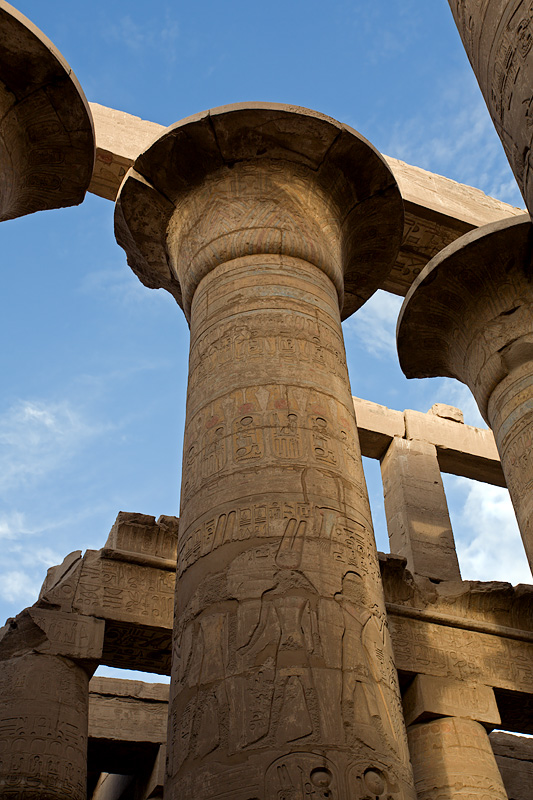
[1,1,531,678]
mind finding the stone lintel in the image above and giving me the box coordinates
[490,731,533,800]
[89,102,523,297]
[403,674,500,728]
[89,677,168,743]
[353,395,504,485]
[0,606,104,663]
[104,511,179,565]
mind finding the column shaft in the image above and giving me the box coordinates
[380,437,461,582]
[488,358,533,569]
[0,652,89,799]
[408,717,507,800]
[168,254,414,798]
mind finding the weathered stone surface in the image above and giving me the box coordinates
[398,214,533,572]
[89,101,524,297]
[0,651,90,799]
[352,396,504,486]
[0,1,94,221]
[403,674,500,727]
[381,437,461,582]
[103,511,179,567]
[447,0,533,216]
[408,717,508,799]
[491,731,533,800]
[89,677,168,744]
[116,102,415,799]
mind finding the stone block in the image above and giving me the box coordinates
[352,396,405,459]
[403,674,501,728]
[104,511,179,564]
[490,731,533,800]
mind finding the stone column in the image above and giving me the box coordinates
[404,674,507,799]
[0,607,104,799]
[398,213,533,574]
[447,0,533,216]
[115,104,416,799]
[380,437,461,582]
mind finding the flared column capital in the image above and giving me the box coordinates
[0,1,95,221]
[397,213,533,420]
[114,102,404,322]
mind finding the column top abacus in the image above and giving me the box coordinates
[115,101,404,321]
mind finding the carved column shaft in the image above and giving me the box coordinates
[0,607,104,800]
[115,103,416,799]
[0,653,89,800]
[407,717,507,799]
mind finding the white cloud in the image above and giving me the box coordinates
[102,12,179,62]
[78,266,171,309]
[0,399,111,492]
[0,571,42,605]
[384,71,524,208]
[343,290,403,359]
[444,475,531,584]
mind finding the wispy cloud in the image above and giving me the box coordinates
[343,290,403,359]
[384,71,524,208]
[444,476,531,584]
[0,399,112,492]
[102,11,179,64]
[78,265,173,309]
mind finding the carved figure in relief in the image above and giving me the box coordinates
[237,567,320,747]
[265,753,339,800]
[203,424,226,477]
[311,417,337,465]
[234,414,264,461]
[334,573,405,761]
[272,412,301,459]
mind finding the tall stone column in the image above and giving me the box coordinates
[115,104,416,799]
[398,213,533,574]
[0,607,104,799]
[447,1,533,216]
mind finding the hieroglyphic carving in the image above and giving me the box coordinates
[408,717,507,799]
[114,106,414,798]
[0,651,90,799]
[389,615,533,694]
[72,551,175,627]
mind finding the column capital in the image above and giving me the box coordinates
[397,213,532,421]
[0,1,95,221]
[115,102,403,322]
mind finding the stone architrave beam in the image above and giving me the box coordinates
[33,531,533,734]
[115,101,416,800]
[0,1,95,221]
[352,396,504,486]
[88,101,523,297]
